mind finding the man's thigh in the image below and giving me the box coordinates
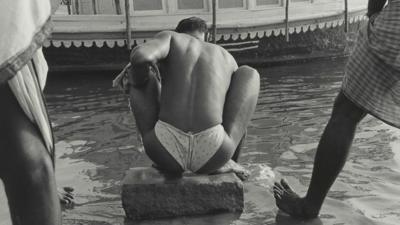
[332,91,367,122]
[195,133,235,174]
[0,83,50,177]
[142,130,184,174]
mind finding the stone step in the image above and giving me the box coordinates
[121,167,244,220]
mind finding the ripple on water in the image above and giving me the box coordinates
[2,59,400,224]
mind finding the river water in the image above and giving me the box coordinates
[1,58,400,225]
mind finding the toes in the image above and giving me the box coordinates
[274,191,282,200]
[59,187,76,208]
[242,171,250,180]
[236,172,249,181]
[63,187,74,193]
[274,182,285,194]
[64,192,74,199]
[274,181,284,190]
[60,198,68,205]
[273,186,283,195]
[280,179,292,190]
[60,196,72,204]
[60,192,74,199]
[60,196,75,209]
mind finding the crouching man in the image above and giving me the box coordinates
[114,17,260,180]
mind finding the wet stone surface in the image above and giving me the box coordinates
[121,167,244,220]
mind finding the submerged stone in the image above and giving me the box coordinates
[121,167,244,220]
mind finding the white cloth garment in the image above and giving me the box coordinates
[7,49,54,153]
[0,0,58,154]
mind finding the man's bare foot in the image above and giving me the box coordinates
[152,163,183,178]
[213,160,250,181]
[58,187,74,208]
[273,179,319,219]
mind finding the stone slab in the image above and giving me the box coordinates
[121,167,244,220]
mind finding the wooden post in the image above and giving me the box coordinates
[212,0,217,44]
[344,0,349,32]
[92,0,97,14]
[74,0,80,15]
[285,0,289,42]
[125,0,132,50]
[115,0,122,15]
[67,0,72,15]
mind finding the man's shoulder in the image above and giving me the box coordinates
[214,45,237,68]
[200,43,237,72]
[159,31,195,44]
[204,42,231,57]
[155,30,175,38]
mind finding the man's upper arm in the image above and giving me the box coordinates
[130,31,172,65]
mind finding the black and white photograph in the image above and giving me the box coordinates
[1,0,399,224]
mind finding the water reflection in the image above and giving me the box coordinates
[1,59,400,225]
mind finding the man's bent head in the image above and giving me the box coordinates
[175,17,208,41]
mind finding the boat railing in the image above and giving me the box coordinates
[51,0,366,50]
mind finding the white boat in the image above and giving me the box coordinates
[45,0,368,70]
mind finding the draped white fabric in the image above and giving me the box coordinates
[0,0,54,154]
[0,0,51,68]
[8,49,53,153]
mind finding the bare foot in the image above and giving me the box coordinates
[213,160,250,181]
[273,179,319,219]
[58,187,74,209]
[151,163,183,178]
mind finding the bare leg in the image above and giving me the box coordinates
[274,92,366,218]
[0,84,61,225]
[197,66,260,180]
[129,71,161,136]
[128,73,184,174]
[231,130,246,162]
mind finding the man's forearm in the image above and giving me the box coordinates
[130,63,154,87]
[367,0,387,17]
[128,46,154,87]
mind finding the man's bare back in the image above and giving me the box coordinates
[155,31,237,133]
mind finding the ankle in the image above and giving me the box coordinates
[301,197,320,218]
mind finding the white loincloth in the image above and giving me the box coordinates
[0,0,59,155]
[7,49,54,155]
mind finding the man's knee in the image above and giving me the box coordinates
[331,92,366,124]
[143,131,183,174]
[230,65,260,109]
[4,146,54,186]
[235,66,260,90]
[25,153,54,184]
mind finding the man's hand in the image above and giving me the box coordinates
[112,63,131,94]
[112,62,159,94]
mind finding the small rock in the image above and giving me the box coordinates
[280,151,297,160]
[290,143,318,153]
